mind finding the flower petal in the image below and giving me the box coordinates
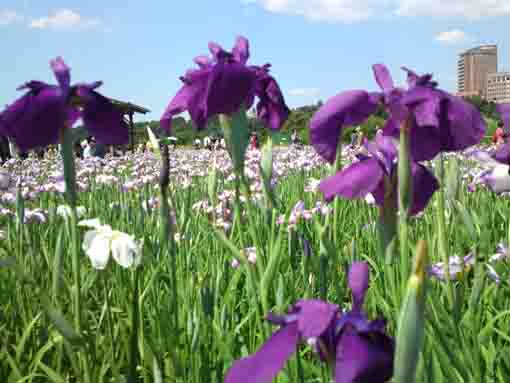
[335,326,394,383]
[320,158,384,202]
[111,232,140,268]
[311,90,378,163]
[348,262,369,313]
[255,73,289,130]
[404,88,485,159]
[408,124,442,162]
[372,64,394,94]
[232,36,250,65]
[78,218,102,229]
[204,62,256,119]
[481,165,510,193]
[50,57,71,96]
[160,70,209,131]
[193,55,212,68]
[409,163,439,215]
[470,149,502,167]
[224,323,299,383]
[208,41,225,60]
[0,84,67,151]
[295,299,339,338]
[77,86,129,145]
[493,145,510,165]
[84,232,111,270]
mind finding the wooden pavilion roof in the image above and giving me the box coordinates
[108,98,150,115]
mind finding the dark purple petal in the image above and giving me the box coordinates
[50,57,71,97]
[372,64,394,94]
[402,87,485,160]
[409,163,439,216]
[232,36,250,65]
[383,98,442,161]
[409,124,442,162]
[401,67,437,88]
[16,80,50,92]
[224,323,299,383]
[382,116,400,137]
[204,62,257,119]
[0,84,67,151]
[77,86,128,145]
[311,90,378,163]
[255,74,289,130]
[160,69,210,131]
[294,300,339,338]
[402,87,440,128]
[335,326,394,383]
[319,158,384,202]
[493,145,510,165]
[438,94,485,152]
[348,262,369,313]
[375,134,398,165]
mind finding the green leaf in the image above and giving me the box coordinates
[52,226,65,298]
[41,297,83,347]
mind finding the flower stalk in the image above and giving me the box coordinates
[398,116,413,281]
[59,126,90,383]
[394,240,428,383]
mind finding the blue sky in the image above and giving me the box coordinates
[1,0,509,122]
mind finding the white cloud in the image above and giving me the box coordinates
[29,9,101,30]
[247,0,510,22]
[288,87,320,97]
[396,0,510,19]
[0,9,22,25]
[435,29,467,44]
[249,0,386,23]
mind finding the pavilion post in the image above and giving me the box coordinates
[129,111,135,152]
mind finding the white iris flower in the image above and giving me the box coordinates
[78,219,141,270]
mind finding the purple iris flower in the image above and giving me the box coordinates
[428,253,475,281]
[310,64,485,163]
[225,262,394,383]
[160,36,289,132]
[319,134,438,216]
[0,57,128,152]
[470,149,510,193]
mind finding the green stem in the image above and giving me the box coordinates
[103,275,120,379]
[398,117,412,285]
[437,152,454,305]
[59,127,90,383]
[128,269,140,383]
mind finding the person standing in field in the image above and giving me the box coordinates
[356,127,365,146]
[250,134,258,150]
[493,121,505,146]
[204,136,211,150]
[83,138,95,158]
[291,129,298,145]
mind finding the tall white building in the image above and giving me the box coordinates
[487,72,510,104]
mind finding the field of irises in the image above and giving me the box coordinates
[2,36,510,383]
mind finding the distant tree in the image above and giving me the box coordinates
[464,96,499,121]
